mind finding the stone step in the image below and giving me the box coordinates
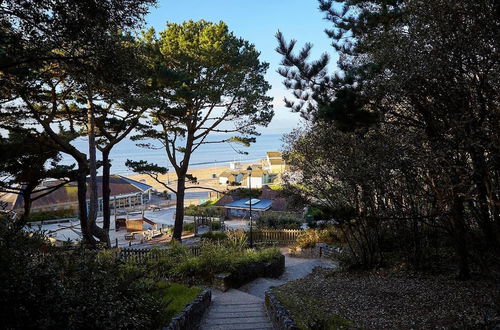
[203,316,270,325]
[209,305,265,313]
[202,323,273,330]
[207,311,267,318]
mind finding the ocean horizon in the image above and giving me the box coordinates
[59,133,288,175]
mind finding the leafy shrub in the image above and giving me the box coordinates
[184,204,225,217]
[200,231,227,241]
[236,187,261,198]
[296,229,338,249]
[257,211,302,229]
[0,218,165,329]
[211,220,222,230]
[226,229,248,250]
[150,241,281,284]
[26,209,76,222]
[183,222,195,233]
[154,282,202,325]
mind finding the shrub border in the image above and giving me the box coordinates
[163,289,211,330]
[265,291,300,330]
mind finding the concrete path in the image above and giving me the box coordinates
[200,251,336,329]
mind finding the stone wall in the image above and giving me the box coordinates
[265,291,300,330]
[163,289,211,330]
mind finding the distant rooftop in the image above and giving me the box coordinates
[267,151,282,158]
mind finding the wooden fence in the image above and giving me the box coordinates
[112,245,201,263]
[250,229,302,245]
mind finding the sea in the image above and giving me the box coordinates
[59,133,287,175]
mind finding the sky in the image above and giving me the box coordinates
[144,0,339,134]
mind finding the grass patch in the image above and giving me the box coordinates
[154,282,202,324]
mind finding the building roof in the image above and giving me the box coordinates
[224,198,273,211]
[267,151,282,158]
[218,170,236,178]
[3,175,152,210]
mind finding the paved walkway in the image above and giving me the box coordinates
[200,250,336,329]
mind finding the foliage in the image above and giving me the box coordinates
[26,209,77,222]
[226,229,248,251]
[236,187,262,199]
[0,130,76,224]
[268,184,283,191]
[152,241,281,284]
[296,229,338,249]
[184,204,225,217]
[0,216,167,329]
[153,282,202,324]
[211,221,222,230]
[200,231,227,241]
[131,20,273,240]
[257,211,302,229]
[182,222,195,233]
[279,0,500,278]
[1,0,157,245]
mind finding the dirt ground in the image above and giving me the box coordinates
[271,268,498,329]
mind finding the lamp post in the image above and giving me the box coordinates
[247,166,253,248]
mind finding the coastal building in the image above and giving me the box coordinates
[1,175,153,214]
[217,151,289,188]
[262,151,288,174]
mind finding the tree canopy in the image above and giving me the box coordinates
[129,20,273,240]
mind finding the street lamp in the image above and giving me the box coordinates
[247,165,253,248]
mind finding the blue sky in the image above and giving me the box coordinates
[144,0,339,134]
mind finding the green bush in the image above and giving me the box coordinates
[257,212,302,229]
[200,231,227,241]
[226,229,248,250]
[296,228,339,249]
[0,220,164,329]
[183,222,195,233]
[184,204,225,217]
[211,220,222,230]
[154,282,202,325]
[151,241,282,284]
[26,209,76,222]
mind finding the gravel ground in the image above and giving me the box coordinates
[271,268,498,329]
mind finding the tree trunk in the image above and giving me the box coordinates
[86,99,110,246]
[102,149,112,235]
[172,173,186,241]
[87,99,98,228]
[15,187,34,229]
[76,165,94,245]
[452,196,470,280]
